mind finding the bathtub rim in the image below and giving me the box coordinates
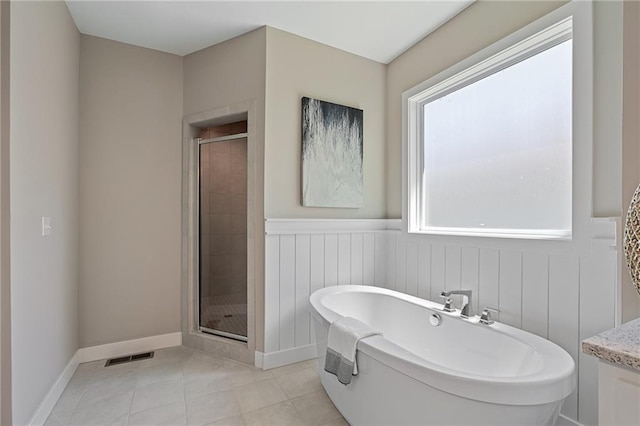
[310,285,576,406]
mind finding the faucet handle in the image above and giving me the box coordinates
[480,307,499,325]
[438,292,455,312]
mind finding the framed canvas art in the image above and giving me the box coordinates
[301,97,363,208]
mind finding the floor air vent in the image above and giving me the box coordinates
[105,351,154,367]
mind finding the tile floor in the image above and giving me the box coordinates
[45,346,347,426]
[200,293,247,338]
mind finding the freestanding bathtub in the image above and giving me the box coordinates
[310,285,576,426]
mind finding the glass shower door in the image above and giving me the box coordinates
[198,122,248,342]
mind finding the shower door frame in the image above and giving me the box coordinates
[181,100,262,364]
[197,132,249,343]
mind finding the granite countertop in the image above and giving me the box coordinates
[582,317,640,371]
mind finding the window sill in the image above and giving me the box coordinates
[409,226,572,241]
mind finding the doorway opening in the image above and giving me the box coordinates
[182,101,261,365]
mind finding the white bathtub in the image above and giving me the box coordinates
[309,285,576,426]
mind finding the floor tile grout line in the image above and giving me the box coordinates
[54,347,343,426]
[62,365,94,425]
[287,367,344,426]
[49,412,62,425]
[181,356,191,425]
[288,389,312,426]
[241,382,339,426]
[227,384,246,424]
[124,368,137,426]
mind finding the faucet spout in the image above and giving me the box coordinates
[440,290,473,318]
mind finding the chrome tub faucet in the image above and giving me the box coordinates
[480,307,499,325]
[438,293,455,312]
[440,290,473,318]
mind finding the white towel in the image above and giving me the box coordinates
[324,317,381,385]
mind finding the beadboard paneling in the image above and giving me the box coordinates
[351,234,364,286]
[445,246,462,292]
[499,250,523,328]
[264,218,618,426]
[264,235,280,354]
[406,241,419,297]
[373,232,387,288]
[461,247,480,315]
[430,244,446,302]
[478,248,500,315]
[417,241,431,300]
[265,225,385,355]
[295,235,310,347]
[279,235,295,351]
[522,252,549,339]
[324,234,338,286]
[548,254,580,420]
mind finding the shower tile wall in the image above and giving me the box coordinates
[199,121,247,336]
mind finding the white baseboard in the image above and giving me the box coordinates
[256,344,319,370]
[77,332,182,363]
[254,351,263,369]
[29,333,183,425]
[557,414,584,426]
[27,351,79,426]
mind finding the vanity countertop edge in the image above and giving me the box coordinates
[582,317,640,371]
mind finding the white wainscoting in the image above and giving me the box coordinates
[264,220,391,362]
[264,218,619,426]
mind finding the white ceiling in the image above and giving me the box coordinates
[65,1,474,64]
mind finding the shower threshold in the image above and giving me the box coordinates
[200,326,248,343]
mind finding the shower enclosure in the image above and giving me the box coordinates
[198,120,248,341]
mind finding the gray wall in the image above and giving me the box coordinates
[78,35,183,347]
[622,1,640,322]
[183,28,266,118]
[183,28,267,350]
[10,2,79,423]
[593,0,623,220]
[264,27,387,219]
[0,1,10,423]
[386,1,566,218]
[386,1,637,320]
[386,0,626,218]
[5,3,639,422]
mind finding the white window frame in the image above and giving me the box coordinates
[402,1,593,253]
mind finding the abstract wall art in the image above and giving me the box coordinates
[301,97,363,208]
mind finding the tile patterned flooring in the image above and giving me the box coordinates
[45,346,347,426]
[200,294,248,338]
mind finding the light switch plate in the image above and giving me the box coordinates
[42,216,51,237]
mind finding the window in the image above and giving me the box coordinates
[405,14,585,240]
